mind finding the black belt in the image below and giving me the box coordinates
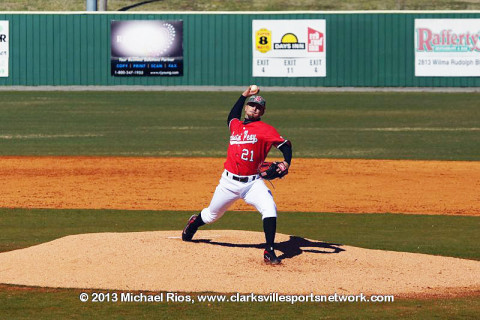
[226,171,257,183]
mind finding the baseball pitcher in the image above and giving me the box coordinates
[182,86,292,265]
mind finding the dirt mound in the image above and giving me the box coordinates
[0,230,478,296]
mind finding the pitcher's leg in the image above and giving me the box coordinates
[243,179,277,220]
[201,181,240,224]
[263,217,277,251]
[183,178,239,241]
[243,180,281,264]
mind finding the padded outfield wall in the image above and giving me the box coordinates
[0,11,480,87]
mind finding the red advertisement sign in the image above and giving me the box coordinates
[308,27,324,52]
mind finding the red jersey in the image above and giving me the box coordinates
[224,118,287,175]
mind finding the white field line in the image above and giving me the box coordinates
[1,127,477,141]
[0,134,103,140]
[116,151,226,156]
[144,126,480,132]
[296,127,480,132]
[141,126,219,130]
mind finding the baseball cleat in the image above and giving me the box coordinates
[182,215,198,241]
[264,249,282,265]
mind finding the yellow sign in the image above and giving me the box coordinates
[255,28,271,53]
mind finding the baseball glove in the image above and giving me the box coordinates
[258,161,289,180]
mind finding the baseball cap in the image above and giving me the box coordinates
[246,95,266,108]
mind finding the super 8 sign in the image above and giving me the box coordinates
[252,20,326,77]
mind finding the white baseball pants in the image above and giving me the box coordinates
[200,170,277,224]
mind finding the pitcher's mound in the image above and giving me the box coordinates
[0,230,479,296]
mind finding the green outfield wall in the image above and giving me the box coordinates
[0,12,480,87]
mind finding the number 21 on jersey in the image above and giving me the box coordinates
[241,149,254,162]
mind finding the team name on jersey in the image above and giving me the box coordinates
[230,130,258,145]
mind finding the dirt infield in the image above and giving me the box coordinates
[0,230,479,296]
[0,156,479,215]
[1,156,479,296]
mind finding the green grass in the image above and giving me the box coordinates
[0,285,479,320]
[0,89,479,318]
[0,91,479,160]
[1,208,479,260]
[0,208,479,319]
[2,0,480,11]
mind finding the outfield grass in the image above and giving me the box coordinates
[0,91,479,160]
[1,208,479,260]
[2,0,480,11]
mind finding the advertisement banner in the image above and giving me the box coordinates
[415,19,480,77]
[111,20,183,76]
[0,21,9,77]
[252,20,326,77]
